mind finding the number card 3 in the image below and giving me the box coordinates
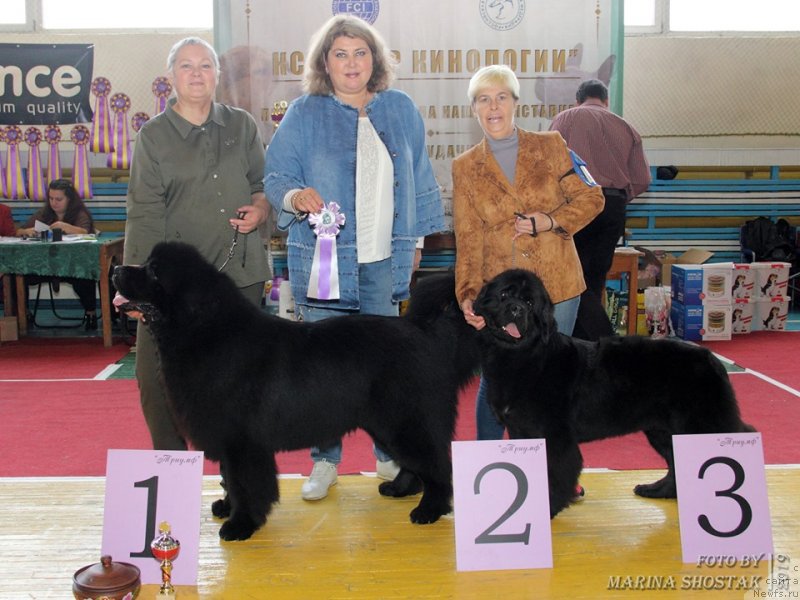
[452,440,552,572]
[101,450,204,585]
[673,432,773,563]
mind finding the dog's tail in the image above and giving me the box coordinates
[403,272,481,389]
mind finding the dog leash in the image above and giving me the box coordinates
[218,211,247,272]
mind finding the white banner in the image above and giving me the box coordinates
[217,0,618,208]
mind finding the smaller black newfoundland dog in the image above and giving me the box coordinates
[113,242,479,541]
[473,269,755,518]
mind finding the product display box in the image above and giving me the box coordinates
[670,263,734,306]
[752,262,792,299]
[0,316,19,342]
[731,299,755,335]
[754,297,790,331]
[731,264,756,300]
[670,300,732,341]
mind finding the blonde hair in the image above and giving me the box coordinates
[303,15,397,96]
[467,65,520,103]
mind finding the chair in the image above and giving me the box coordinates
[740,217,799,308]
[27,277,87,329]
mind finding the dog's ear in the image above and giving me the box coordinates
[524,272,558,345]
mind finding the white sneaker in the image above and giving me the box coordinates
[301,460,338,501]
[376,459,401,481]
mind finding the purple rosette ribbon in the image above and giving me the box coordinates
[70,125,93,199]
[90,77,114,153]
[307,202,346,300]
[131,111,150,133]
[24,128,46,201]
[3,125,27,199]
[44,125,62,181]
[0,128,7,198]
[152,77,172,115]
[107,93,131,169]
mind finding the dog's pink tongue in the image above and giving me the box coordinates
[112,293,130,308]
[503,322,521,339]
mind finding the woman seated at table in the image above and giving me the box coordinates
[16,179,99,329]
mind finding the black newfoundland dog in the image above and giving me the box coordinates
[113,242,479,541]
[473,269,755,518]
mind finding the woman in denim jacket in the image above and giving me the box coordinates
[264,15,445,502]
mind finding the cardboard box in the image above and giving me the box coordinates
[754,297,790,331]
[671,300,732,341]
[632,247,715,289]
[671,263,734,305]
[731,264,756,300]
[0,316,18,342]
[752,262,791,299]
[731,299,754,334]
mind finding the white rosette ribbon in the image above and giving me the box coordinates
[307,202,346,300]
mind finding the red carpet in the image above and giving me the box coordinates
[701,331,800,386]
[0,338,129,380]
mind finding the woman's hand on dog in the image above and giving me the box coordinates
[461,299,486,330]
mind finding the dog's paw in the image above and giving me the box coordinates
[211,497,231,518]
[378,470,423,497]
[218,517,257,542]
[634,478,677,498]
[409,502,450,524]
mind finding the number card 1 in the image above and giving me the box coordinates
[101,450,204,585]
[673,432,773,563]
[452,440,552,572]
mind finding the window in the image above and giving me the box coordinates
[670,0,800,32]
[40,0,213,30]
[0,0,32,30]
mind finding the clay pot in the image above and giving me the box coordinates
[72,555,141,600]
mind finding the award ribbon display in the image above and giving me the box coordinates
[90,77,114,154]
[44,125,62,181]
[131,111,150,134]
[3,125,27,199]
[0,128,7,198]
[307,202,346,300]
[107,93,132,169]
[70,125,93,199]
[24,128,47,201]
[152,77,173,115]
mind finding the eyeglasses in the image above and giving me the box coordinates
[474,92,515,107]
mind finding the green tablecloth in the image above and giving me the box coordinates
[0,238,118,280]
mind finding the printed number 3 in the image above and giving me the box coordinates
[473,462,532,545]
[697,456,753,538]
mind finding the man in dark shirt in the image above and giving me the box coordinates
[550,79,651,340]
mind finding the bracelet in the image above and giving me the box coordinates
[290,190,308,221]
[528,216,537,238]
[545,213,554,232]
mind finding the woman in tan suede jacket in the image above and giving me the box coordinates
[453,64,604,442]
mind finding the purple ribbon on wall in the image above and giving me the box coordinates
[70,125,93,199]
[24,128,46,201]
[90,77,114,154]
[3,125,27,199]
[107,93,131,169]
[44,125,62,182]
[0,128,6,198]
[152,77,172,115]
[307,202,346,300]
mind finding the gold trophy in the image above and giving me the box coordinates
[151,521,180,598]
[270,100,288,129]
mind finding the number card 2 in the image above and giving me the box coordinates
[673,432,773,563]
[452,440,552,572]
[101,450,204,585]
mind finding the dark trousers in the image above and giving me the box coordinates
[572,192,628,341]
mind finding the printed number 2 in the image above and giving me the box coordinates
[473,462,532,545]
[129,475,159,558]
[696,456,753,538]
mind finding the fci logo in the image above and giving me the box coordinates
[480,0,526,31]
[331,1,380,24]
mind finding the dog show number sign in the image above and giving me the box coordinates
[101,449,204,585]
[673,433,773,563]
[452,440,553,571]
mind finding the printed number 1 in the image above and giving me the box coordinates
[696,456,753,538]
[129,475,159,558]
[473,462,532,545]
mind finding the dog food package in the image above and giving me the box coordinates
[730,299,755,334]
[752,262,791,299]
[671,263,733,306]
[753,297,790,331]
[731,264,756,300]
[671,300,732,341]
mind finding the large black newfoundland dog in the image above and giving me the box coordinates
[473,268,755,518]
[113,242,479,541]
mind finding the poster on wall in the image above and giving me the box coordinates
[0,43,95,126]
[216,0,617,216]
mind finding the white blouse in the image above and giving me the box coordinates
[355,116,394,264]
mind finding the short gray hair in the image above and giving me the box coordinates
[303,15,397,96]
[166,37,220,76]
[467,65,520,103]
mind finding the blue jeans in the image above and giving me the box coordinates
[297,258,396,464]
[476,294,581,440]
